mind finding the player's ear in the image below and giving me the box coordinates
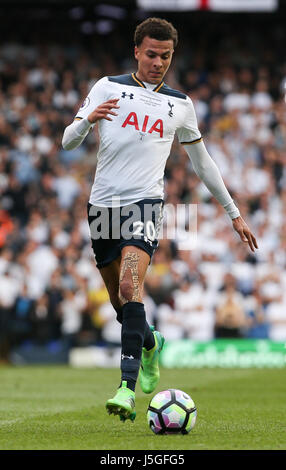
[134,46,139,61]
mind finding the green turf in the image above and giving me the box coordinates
[0,365,285,450]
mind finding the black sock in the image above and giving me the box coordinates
[120,302,146,392]
[115,307,123,324]
[115,306,155,351]
[143,322,155,351]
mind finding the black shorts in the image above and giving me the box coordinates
[87,199,164,269]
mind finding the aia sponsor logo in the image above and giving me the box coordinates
[122,112,163,138]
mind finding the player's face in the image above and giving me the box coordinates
[134,36,174,84]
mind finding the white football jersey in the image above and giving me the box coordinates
[75,73,202,207]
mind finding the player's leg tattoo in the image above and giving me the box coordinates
[119,252,141,304]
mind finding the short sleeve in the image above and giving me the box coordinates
[75,77,108,120]
[176,96,202,145]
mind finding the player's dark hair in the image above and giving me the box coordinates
[134,17,178,48]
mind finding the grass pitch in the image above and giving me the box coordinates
[0,366,285,450]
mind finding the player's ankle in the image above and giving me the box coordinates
[120,379,136,392]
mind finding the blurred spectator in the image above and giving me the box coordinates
[214,274,247,338]
[97,302,121,347]
[59,286,87,348]
[9,283,34,348]
[30,293,57,345]
[145,243,181,305]
[173,273,215,341]
[265,300,286,342]
[0,209,14,248]
[245,289,269,339]
[156,303,185,341]
[87,279,110,343]
[0,268,21,361]
[45,270,64,339]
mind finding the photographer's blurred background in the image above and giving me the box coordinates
[0,0,285,366]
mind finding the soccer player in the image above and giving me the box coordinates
[62,17,258,421]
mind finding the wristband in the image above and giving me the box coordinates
[223,200,240,219]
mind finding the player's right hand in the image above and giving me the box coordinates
[87,99,120,123]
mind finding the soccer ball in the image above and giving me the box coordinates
[147,389,197,435]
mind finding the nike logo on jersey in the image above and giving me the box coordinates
[122,112,163,138]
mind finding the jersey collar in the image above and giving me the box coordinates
[131,73,164,92]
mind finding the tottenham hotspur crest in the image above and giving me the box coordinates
[168,100,174,117]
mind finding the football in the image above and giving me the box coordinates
[147,389,197,435]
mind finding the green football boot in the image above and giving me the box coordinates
[106,381,136,422]
[139,327,165,394]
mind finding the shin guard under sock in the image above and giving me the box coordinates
[120,302,146,391]
[115,306,155,351]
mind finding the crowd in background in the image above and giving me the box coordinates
[0,14,286,362]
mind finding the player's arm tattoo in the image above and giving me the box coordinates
[119,252,141,304]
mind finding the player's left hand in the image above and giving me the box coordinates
[232,216,258,252]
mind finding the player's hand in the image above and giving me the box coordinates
[87,99,120,123]
[232,216,258,252]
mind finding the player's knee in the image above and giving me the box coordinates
[119,279,134,302]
